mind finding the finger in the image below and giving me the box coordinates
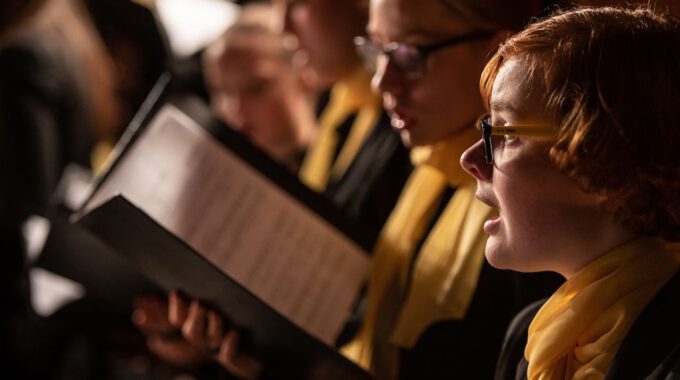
[146,334,208,368]
[132,296,173,333]
[182,301,208,347]
[206,310,224,351]
[221,329,239,361]
[216,330,262,380]
[168,291,189,327]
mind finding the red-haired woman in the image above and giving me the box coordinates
[461,7,680,379]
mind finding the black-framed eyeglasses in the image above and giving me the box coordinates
[353,32,494,80]
[479,114,555,164]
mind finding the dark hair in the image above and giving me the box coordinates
[481,7,680,240]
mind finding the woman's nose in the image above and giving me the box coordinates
[371,55,404,98]
[460,139,493,181]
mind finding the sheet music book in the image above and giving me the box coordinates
[74,98,374,379]
[35,211,160,309]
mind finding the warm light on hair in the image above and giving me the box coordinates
[481,7,680,241]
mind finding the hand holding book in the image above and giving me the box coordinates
[74,98,374,379]
[132,295,210,368]
[169,291,263,379]
[133,291,263,379]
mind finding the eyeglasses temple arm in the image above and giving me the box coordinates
[490,125,555,137]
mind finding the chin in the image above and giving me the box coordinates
[484,238,519,271]
[403,132,435,148]
[484,250,513,271]
[485,242,551,274]
[399,131,414,148]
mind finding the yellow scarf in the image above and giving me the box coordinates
[526,238,680,380]
[341,127,493,372]
[298,69,381,192]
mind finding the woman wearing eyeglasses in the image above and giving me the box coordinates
[461,7,680,379]
[339,0,561,379]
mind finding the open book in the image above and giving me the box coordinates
[74,93,373,379]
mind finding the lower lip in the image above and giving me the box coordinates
[483,215,501,234]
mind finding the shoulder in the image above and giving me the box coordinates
[606,271,680,379]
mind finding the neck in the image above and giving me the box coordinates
[557,217,638,279]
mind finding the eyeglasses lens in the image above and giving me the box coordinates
[388,43,425,79]
[354,37,425,79]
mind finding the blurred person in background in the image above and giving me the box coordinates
[84,0,168,171]
[0,0,122,377]
[275,0,413,239]
[202,2,316,172]
[335,0,560,378]
[1,0,170,378]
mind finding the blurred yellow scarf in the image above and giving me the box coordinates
[341,127,493,372]
[526,238,680,380]
[298,69,381,192]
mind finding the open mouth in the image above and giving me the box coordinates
[388,110,413,132]
[475,193,501,234]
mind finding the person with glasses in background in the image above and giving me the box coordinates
[460,6,680,379]
[274,0,414,241]
[334,0,561,378]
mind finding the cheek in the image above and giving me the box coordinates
[258,97,294,137]
[432,65,483,117]
[497,157,567,229]
[412,57,485,130]
[211,96,235,125]
[489,176,556,272]
[290,9,316,49]
[297,6,340,53]
[493,159,594,268]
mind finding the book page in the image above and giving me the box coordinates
[85,105,369,345]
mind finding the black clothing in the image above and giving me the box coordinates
[0,31,93,325]
[373,185,561,380]
[0,31,93,379]
[325,111,413,246]
[400,266,560,380]
[495,272,680,380]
